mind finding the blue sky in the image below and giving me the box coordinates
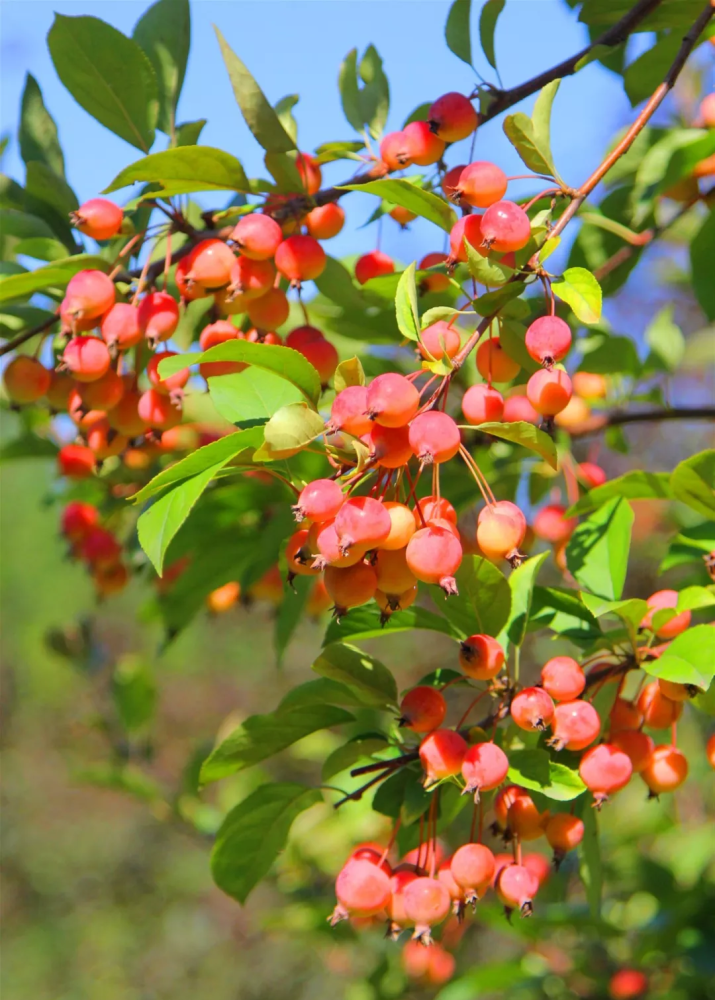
[0,0,639,264]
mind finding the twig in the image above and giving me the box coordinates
[0,312,59,357]
[568,406,715,438]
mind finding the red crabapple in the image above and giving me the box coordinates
[525,316,572,366]
[230,214,282,260]
[462,384,504,424]
[324,562,378,615]
[437,859,464,910]
[349,844,392,875]
[138,291,179,345]
[640,589,691,639]
[450,843,495,904]
[93,561,129,597]
[578,461,608,489]
[611,729,655,774]
[403,877,451,944]
[247,287,290,329]
[308,519,367,569]
[527,368,573,416]
[579,743,633,807]
[331,858,392,924]
[46,371,76,411]
[572,371,607,399]
[374,548,417,594]
[481,201,531,253]
[496,863,539,916]
[64,269,116,323]
[511,687,555,732]
[296,152,322,194]
[449,214,487,262]
[58,443,96,479]
[523,853,551,888]
[227,256,275,300]
[641,744,688,795]
[428,92,478,142]
[540,656,585,702]
[406,523,463,594]
[286,325,325,349]
[503,394,539,424]
[418,252,450,293]
[545,813,584,867]
[637,682,682,730]
[476,336,520,383]
[3,356,51,404]
[401,938,430,979]
[305,202,345,240]
[533,504,577,544]
[386,866,419,934]
[403,120,446,166]
[61,501,98,541]
[71,198,123,241]
[63,336,111,383]
[291,333,338,383]
[458,634,505,680]
[381,502,417,550]
[355,250,395,285]
[376,585,417,616]
[147,352,190,395]
[80,526,122,566]
[419,729,467,784]
[78,368,124,410]
[609,697,643,732]
[328,385,371,437]
[461,742,509,799]
[706,733,715,769]
[293,478,344,523]
[285,529,322,577]
[609,969,649,1000]
[493,785,529,830]
[456,162,508,208]
[413,496,457,527]
[335,496,391,553]
[408,411,461,464]
[366,373,419,427]
[390,205,417,227]
[100,303,142,351]
[175,255,207,302]
[205,582,241,614]
[107,386,146,438]
[548,700,601,751]
[476,501,527,562]
[442,164,466,200]
[186,238,236,289]
[419,321,461,361]
[400,686,447,733]
[137,389,182,431]
[274,235,326,283]
[86,419,128,460]
[657,679,693,703]
[379,131,413,171]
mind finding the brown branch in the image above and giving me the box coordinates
[568,406,715,438]
[0,312,59,358]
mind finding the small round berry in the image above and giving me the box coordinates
[456,161,508,208]
[137,291,180,345]
[475,336,520,383]
[275,235,326,283]
[419,729,467,783]
[527,368,573,416]
[548,699,600,751]
[408,411,461,465]
[366,373,419,428]
[449,214,486,262]
[579,743,633,807]
[540,656,585,702]
[461,742,508,798]
[428,92,478,143]
[481,201,531,253]
[524,315,572,366]
[58,443,96,479]
[305,202,345,240]
[403,120,446,166]
[462,384,504,425]
[476,501,526,562]
[230,214,282,260]
[418,252,450,293]
[400,687,447,733]
[71,198,123,241]
[511,687,555,732]
[419,321,461,361]
[496,863,539,916]
[641,744,688,795]
[355,250,394,285]
[63,336,111,383]
[186,238,236,289]
[3,355,51,404]
[640,589,691,639]
[296,152,322,194]
[533,504,577,544]
[406,523,463,594]
[458,634,504,680]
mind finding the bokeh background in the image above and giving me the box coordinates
[1,2,714,999]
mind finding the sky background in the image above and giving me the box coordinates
[0,0,652,266]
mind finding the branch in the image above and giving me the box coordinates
[568,406,715,438]
[0,312,59,358]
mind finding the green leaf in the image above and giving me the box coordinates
[464,239,514,286]
[278,678,367,711]
[174,119,207,146]
[395,262,420,342]
[0,434,59,462]
[577,329,640,377]
[0,256,109,303]
[670,450,715,519]
[159,341,322,405]
[660,522,715,574]
[323,605,461,645]
[338,49,363,133]
[479,0,505,70]
[74,764,163,803]
[274,575,313,667]
[14,237,68,262]
[644,305,684,373]
[446,0,472,67]
[313,642,398,709]
[132,0,190,136]
[209,368,304,425]
[19,74,65,177]
[472,282,524,316]
[434,962,528,1000]
[579,804,602,920]
[507,749,586,801]
[255,402,325,461]
[566,470,672,517]
[497,318,539,374]
[566,497,633,600]
[642,626,715,694]
[658,131,715,197]
[264,151,304,193]
[531,79,560,170]
[357,46,390,140]
[211,783,321,904]
[334,357,365,393]
[313,139,365,164]
[530,585,601,638]
[552,267,602,324]
[580,593,648,633]
[691,210,715,322]
[201,706,353,784]
[476,421,558,469]
[214,27,296,153]
[47,14,158,152]
[433,555,511,640]
[579,0,704,31]
[403,102,432,128]
[338,179,457,232]
[274,95,299,145]
[25,160,78,217]
[104,146,249,196]
[0,209,56,242]
[314,255,365,311]
[623,32,683,107]
[503,82,560,181]
[322,737,390,780]
[138,462,226,574]
[497,552,549,649]
[111,656,157,732]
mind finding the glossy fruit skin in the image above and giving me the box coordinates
[308,519,367,569]
[641,744,688,795]
[107,386,146,438]
[524,316,572,365]
[578,461,608,489]
[461,742,509,797]
[335,858,391,918]
[355,250,395,285]
[502,393,539,424]
[46,371,76,411]
[403,877,451,938]
[476,336,520,383]
[335,496,391,553]
[457,161,508,208]
[230,214,282,260]
[419,321,461,361]
[413,496,457,527]
[381,502,417,550]
[100,303,142,351]
[449,214,486,262]
[459,634,505,680]
[390,205,417,227]
[608,968,649,1000]
[86,418,128,460]
[286,324,325,349]
[78,368,124,410]
[292,333,338,383]
[541,656,585,702]
[374,547,417,594]
[294,478,344,523]
[329,385,372,437]
[611,729,655,773]
[523,853,551,888]
[442,164,466,199]
[305,201,345,239]
[324,561,378,613]
[403,120,446,166]
[496,863,539,916]
[246,287,290,329]
[476,501,527,562]
[657,679,692,703]
[58,443,96,479]
[462,384,504,425]
[640,589,691,639]
[80,526,122,566]
[3,356,51,404]
[376,584,418,615]
[418,252,450,293]
[146,352,190,395]
[493,785,529,829]
[275,235,326,282]
[481,201,531,252]
[406,523,463,593]
[408,411,461,464]
[545,813,584,859]
[579,743,633,805]
[296,152,322,194]
[380,131,413,170]
[186,238,236,289]
[400,686,447,733]
[549,699,601,751]
[428,92,478,142]
[137,389,182,431]
[706,733,715,770]
[285,529,321,577]
[533,504,577,544]
[419,729,468,783]
[63,336,112,383]
[527,368,573,416]
[366,373,420,428]
[138,292,180,344]
[637,682,682,730]
[450,843,495,901]
[511,687,556,732]
[227,256,275,300]
[65,270,116,322]
[610,697,643,732]
[72,198,123,240]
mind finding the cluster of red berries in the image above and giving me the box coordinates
[60,500,128,597]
